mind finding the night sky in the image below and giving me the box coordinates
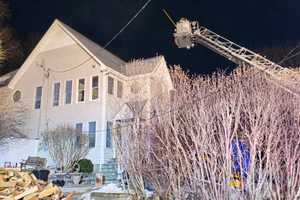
[8,0,300,74]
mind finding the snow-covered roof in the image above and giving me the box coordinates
[57,20,163,77]
[121,56,164,76]
[0,70,17,87]
[57,20,126,72]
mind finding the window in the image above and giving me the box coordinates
[78,79,85,102]
[75,123,83,147]
[89,121,96,148]
[13,90,22,103]
[35,86,42,109]
[106,121,113,148]
[117,81,123,98]
[108,76,114,95]
[53,82,60,106]
[65,80,72,104]
[91,76,99,100]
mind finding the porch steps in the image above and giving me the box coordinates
[101,158,118,184]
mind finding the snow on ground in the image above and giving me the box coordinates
[144,189,154,198]
[80,183,155,200]
[80,183,128,200]
[94,183,127,193]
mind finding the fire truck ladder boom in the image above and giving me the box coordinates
[174,18,300,96]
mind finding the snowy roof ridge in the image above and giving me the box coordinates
[122,55,164,76]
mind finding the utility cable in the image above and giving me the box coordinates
[103,0,152,48]
[48,0,153,74]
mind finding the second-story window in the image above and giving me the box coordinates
[78,78,85,102]
[108,76,114,95]
[53,82,60,106]
[35,86,42,109]
[117,81,123,98]
[65,80,72,104]
[92,76,99,100]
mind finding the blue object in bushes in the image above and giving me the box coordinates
[231,139,251,179]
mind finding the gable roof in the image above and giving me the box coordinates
[8,19,164,89]
[8,19,127,89]
[57,20,126,71]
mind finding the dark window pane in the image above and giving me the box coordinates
[92,76,99,100]
[117,81,123,98]
[53,82,60,106]
[75,123,83,147]
[108,76,114,95]
[106,121,113,148]
[35,86,42,109]
[89,121,96,148]
[65,80,72,104]
[92,76,98,87]
[78,79,85,102]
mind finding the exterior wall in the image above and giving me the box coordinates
[0,20,174,172]
[6,31,110,167]
[105,57,174,163]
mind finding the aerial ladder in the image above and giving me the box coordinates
[173,18,300,96]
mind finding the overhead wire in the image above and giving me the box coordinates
[278,43,300,65]
[47,0,153,74]
[103,0,152,49]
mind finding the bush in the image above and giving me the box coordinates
[78,159,93,173]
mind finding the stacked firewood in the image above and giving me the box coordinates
[0,168,73,200]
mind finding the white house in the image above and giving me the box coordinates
[0,19,173,176]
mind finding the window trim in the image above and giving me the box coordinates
[52,81,61,107]
[76,78,86,103]
[90,75,99,101]
[65,80,73,105]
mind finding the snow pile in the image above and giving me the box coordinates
[144,189,154,198]
[80,183,128,200]
[80,183,156,200]
[95,183,127,193]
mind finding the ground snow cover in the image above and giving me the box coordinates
[80,183,128,200]
[80,183,154,200]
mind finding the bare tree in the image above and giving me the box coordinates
[0,0,25,74]
[41,126,90,172]
[0,0,9,64]
[114,65,300,199]
[0,87,26,144]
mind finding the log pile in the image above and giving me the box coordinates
[0,168,72,200]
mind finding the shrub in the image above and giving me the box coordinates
[78,159,93,173]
